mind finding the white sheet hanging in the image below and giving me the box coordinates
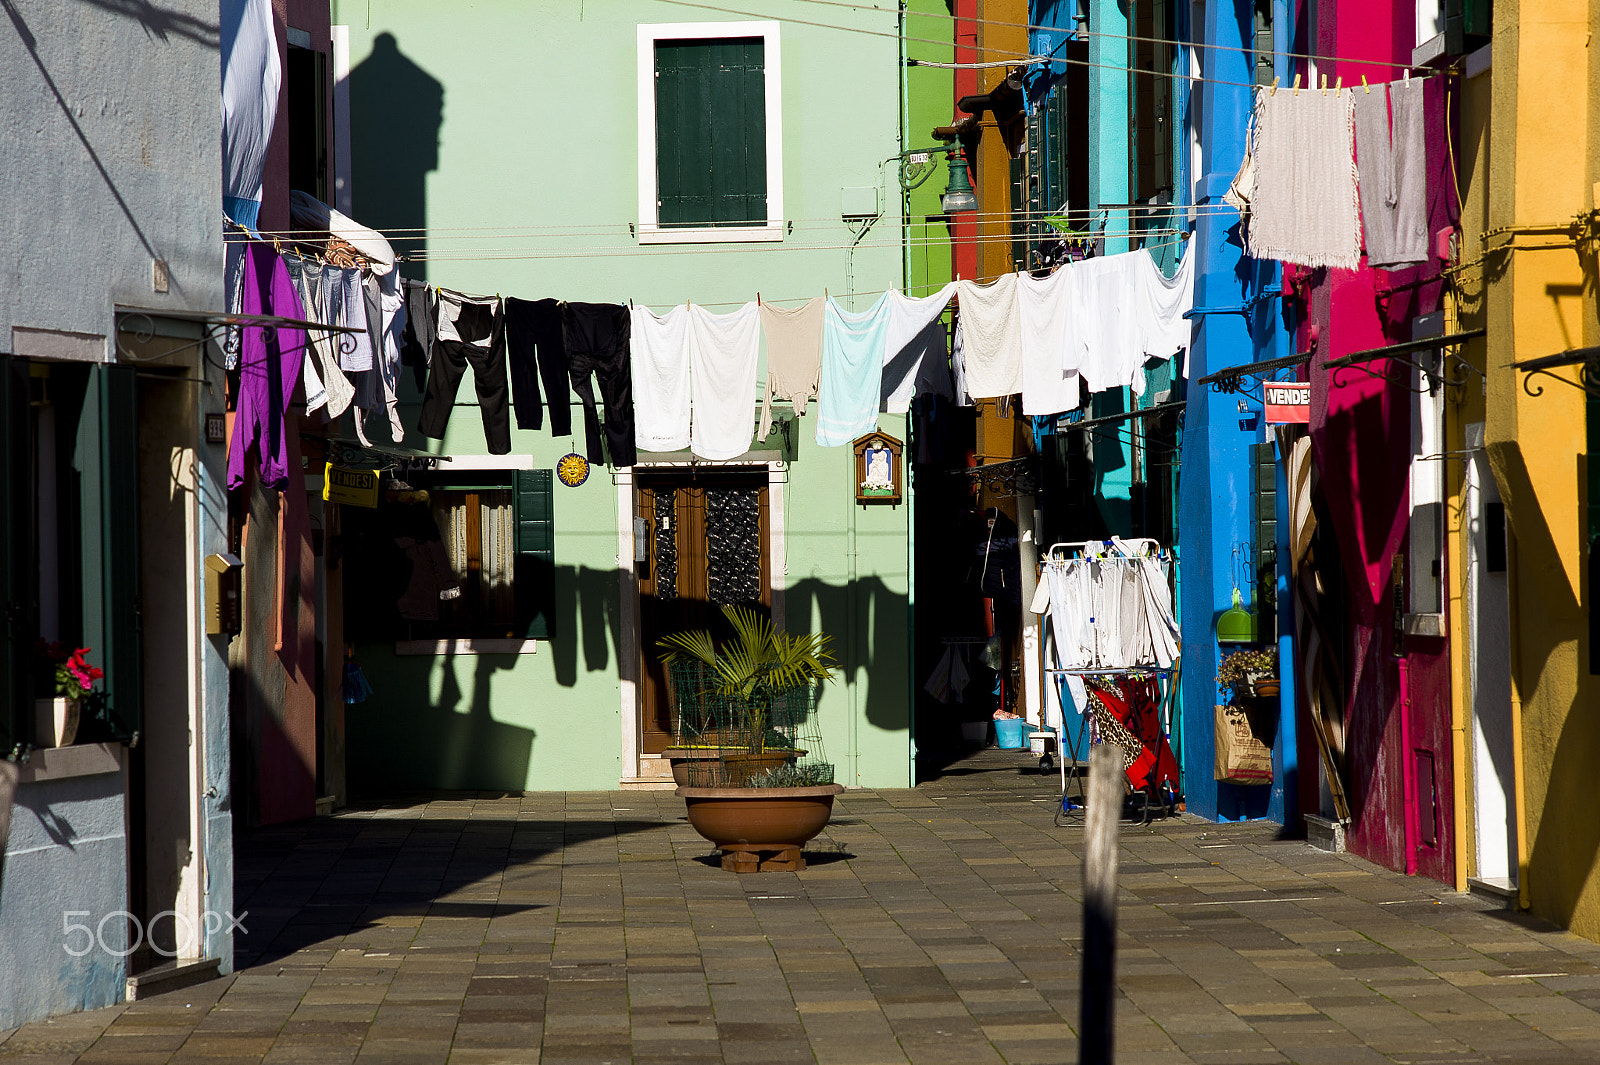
[955,274,1023,399]
[1017,266,1083,416]
[630,304,692,453]
[881,283,957,413]
[688,302,761,460]
[221,0,279,230]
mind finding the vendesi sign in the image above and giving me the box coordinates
[1263,381,1310,424]
[323,463,380,507]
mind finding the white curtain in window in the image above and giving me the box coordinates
[481,497,515,620]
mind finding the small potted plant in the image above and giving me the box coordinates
[1216,646,1277,701]
[34,642,104,748]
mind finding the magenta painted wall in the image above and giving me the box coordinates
[1297,4,1458,883]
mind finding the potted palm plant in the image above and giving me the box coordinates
[657,605,843,872]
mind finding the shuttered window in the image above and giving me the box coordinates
[513,470,554,640]
[654,37,767,227]
[0,357,32,757]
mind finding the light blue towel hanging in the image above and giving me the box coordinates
[815,293,892,447]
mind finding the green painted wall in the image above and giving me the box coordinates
[903,1,954,296]
[334,0,911,791]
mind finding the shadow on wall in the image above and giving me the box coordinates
[785,576,909,735]
[346,648,536,796]
[349,31,441,278]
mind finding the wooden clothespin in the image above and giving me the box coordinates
[1292,73,1301,96]
[756,292,762,306]
[1403,68,1411,84]
[1361,75,1369,94]
[1335,76,1342,92]
[1270,76,1280,96]
[1319,73,1328,95]
[272,236,284,254]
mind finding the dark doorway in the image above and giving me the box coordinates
[635,468,769,754]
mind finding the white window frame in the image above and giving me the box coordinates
[1405,315,1448,636]
[636,21,784,245]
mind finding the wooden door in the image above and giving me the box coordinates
[637,469,770,754]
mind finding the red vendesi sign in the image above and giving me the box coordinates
[1263,380,1310,423]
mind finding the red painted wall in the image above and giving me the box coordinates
[1300,5,1458,882]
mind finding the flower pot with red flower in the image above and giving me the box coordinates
[33,642,105,748]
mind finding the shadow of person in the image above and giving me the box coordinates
[349,32,441,278]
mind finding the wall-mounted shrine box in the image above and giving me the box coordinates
[853,430,903,506]
[204,552,243,636]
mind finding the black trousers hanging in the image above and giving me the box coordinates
[561,302,635,467]
[504,296,573,435]
[417,295,512,455]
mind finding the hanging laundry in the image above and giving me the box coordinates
[562,302,636,467]
[223,239,246,370]
[1017,266,1082,416]
[688,302,760,461]
[504,296,574,435]
[950,320,974,407]
[289,190,396,271]
[400,279,434,391]
[220,0,278,230]
[1139,241,1196,376]
[368,269,408,441]
[281,252,329,415]
[1354,78,1428,269]
[922,644,972,704]
[329,265,373,373]
[880,282,958,414]
[815,293,892,447]
[227,243,306,491]
[954,273,1023,399]
[756,297,825,442]
[418,288,512,455]
[1247,86,1361,270]
[1066,252,1146,394]
[629,302,692,453]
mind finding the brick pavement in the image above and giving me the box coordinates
[4,754,1600,1064]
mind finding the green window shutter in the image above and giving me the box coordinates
[514,470,554,639]
[655,37,766,227]
[0,356,34,757]
[78,364,141,745]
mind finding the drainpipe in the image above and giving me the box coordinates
[1399,653,1419,875]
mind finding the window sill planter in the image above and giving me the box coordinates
[34,697,82,749]
[677,783,844,872]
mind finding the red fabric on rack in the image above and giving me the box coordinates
[1086,677,1180,791]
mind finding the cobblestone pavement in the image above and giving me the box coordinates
[6,755,1600,1064]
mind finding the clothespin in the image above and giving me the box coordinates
[1361,75,1369,94]
[1292,73,1301,96]
[756,292,762,306]
[1335,76,1342,92]
[272,236,284,254]
[1403,68,1411,84]
[1270,76,1280,96]
[1319,73,1328,95]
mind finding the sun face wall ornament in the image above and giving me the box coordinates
[852,430,903,506]
[557,451,590,487]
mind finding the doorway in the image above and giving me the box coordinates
[635,468,770,755]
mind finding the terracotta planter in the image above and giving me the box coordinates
[34,697,81,748]
[1253,680,1281,699]
[678,783,844,872]
[662,746,739,787]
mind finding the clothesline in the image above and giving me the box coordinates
[655,0,1444,91]
[796,0,1438,73]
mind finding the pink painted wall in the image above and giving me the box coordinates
[1298,4,1458,883]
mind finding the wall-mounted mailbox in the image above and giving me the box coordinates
[204,552,243,636]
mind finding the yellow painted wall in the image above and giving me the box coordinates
[1481,0,1600,937]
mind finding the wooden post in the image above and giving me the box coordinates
[1079,743,1123,1065]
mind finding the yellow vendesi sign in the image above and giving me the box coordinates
[323,463,379,508]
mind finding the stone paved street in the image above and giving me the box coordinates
[5,756,1600,1064]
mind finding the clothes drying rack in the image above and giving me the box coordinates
[1032,538,1180,826]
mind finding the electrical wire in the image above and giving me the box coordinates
[654,0,1442,87]
[780,0,1432,73]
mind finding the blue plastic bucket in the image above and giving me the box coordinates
[994,717,1027,749]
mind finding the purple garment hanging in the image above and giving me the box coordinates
[227,243,307,490]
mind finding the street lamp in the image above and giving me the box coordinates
[940,149,977,215]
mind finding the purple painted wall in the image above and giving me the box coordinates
[1297,6,1458,883]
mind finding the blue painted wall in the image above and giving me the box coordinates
[0,768,129,1028]
[1177,0,1294,823]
